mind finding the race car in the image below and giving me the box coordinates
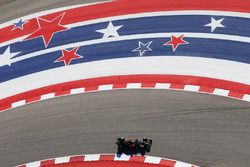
[116,137,152,156]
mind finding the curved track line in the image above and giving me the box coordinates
[3,11,250,48]
[8,32,250,65]
[1,57,249,99]
[16,154,198,167]
[1,74,249,112]
[3,11,250,47]
[1,0,250,44]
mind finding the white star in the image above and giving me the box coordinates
[96,21,123,39]
[204,17,225,32]
[0,47,20,67]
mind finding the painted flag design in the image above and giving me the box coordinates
[0,0,250,108]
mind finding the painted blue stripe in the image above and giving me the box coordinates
[1,15,250,56]
[0,37,249,83]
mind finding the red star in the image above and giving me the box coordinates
[25,13,68,47]
[55,47,83,66]
[163,35,189,52]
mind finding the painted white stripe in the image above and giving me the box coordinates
[40,93,55,100]
[55,156,70,163]
[114,154,130,161]
[11,100,26,108]
[84,154,100,161]
[0,1,112,28]
[243,94,250,102]
[213,88,230,96]
[0,57,249,99]
[144,156,161,164]
[70,88,85,94]
[174,161,192,167]
[126,83,142,89]
[6,32,250,65]
[98,84,113,91]
[25,161,40,167]
[155,83,171,89]
[184,85,200,92]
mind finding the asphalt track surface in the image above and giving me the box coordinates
[0,90,250,167]
[1,1,250,167]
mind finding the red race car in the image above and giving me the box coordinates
[116,137,152,156]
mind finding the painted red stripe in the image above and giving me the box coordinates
[26,96,41,103]
[46,161,163,167]
[0,74,249,112]
[1,0,250,44]
[199,86,215,93]
[129,156,145,162]
[112,83,127,89]
[228,91,244,99]
[159,159,176,167]
[55,90,71,96]
[99,155,115,161]
[40,159,55,166]
[170,83,185,89]
[0,104,11,111]
[141,83,156,88]
[69,156,85,162]
[85,86,99,92]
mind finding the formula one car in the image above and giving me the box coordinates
[116,137,152,156]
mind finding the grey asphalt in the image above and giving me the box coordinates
[1,1,250,167]
[0,90,250,167]
[0,0,108,24]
